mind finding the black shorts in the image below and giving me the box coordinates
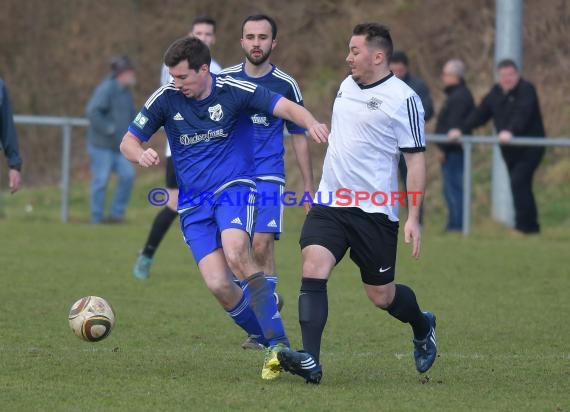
[165,157,178,189]
[300,205,399,285]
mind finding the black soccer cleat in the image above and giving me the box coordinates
[413,311,437,373]
[277,348,322,384]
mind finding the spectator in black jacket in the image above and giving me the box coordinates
[0,78,22,194]
[390,51,434,224]
[450,59,545,234]
[435,59,475,231]
[390,51,434,121]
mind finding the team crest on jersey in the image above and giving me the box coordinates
[208,104,224,121]
[366,97,382,111]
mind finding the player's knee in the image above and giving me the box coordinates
[302,259,331,278]
[252,238,271,262]
[223,247,250,274]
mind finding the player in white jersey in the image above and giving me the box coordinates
[277,23,437,384]
[133,16,222,279]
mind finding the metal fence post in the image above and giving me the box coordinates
[61,122,72,223]
[492,0,522,228]
[462,140,472,236]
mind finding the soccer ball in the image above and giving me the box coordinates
[68,296,116,342]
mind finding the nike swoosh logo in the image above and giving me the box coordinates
[379,267,392,273]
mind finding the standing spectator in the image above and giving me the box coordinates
[86,55,137,224]
[0,78,22,194]
[435,59,475,232]
[133,16,222,279]
[390,51,433,223]
[390,51,434,121]
[451,59,545,234]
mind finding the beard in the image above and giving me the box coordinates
[245,48,272,66]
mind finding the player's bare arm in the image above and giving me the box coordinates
[403,151,426,259]
[291,133,315,212]
[120,131,160,167]
[272,97,329,143]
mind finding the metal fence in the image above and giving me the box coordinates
[13,115,88,223]
[12,115,570,233]
[428,134,570,235]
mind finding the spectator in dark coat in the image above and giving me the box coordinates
[390,51,434,224]
[450,59,545,234]
[435,59,475,231]
[0,78,22,193]
[390,51,434,121]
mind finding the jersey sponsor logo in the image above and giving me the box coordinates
[179,129,228,145]
[336,91,343,98]
[251,113,270,126]
[230,217,243,225]
[134,112,149,129]
[173,112,184,121]
[367,97,382,111]
[267,219,278,228]
[208,103,224,121]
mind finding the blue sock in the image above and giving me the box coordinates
[265,275,277,293]
[226,291,268,347]
[243,272,289,347]
[240,274,277,299]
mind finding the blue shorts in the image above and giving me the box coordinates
[179,185,257,264]
[255,180,284,239]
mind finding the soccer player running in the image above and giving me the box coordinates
[220,14,314,350]
[134,16,222,279]
[276,23,437,384]
[120,37,328,379]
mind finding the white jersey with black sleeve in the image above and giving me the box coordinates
[316,73,425,221]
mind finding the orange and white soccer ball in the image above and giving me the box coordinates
[68,296,116,342]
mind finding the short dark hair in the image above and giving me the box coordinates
[241,14,278,40]
[352,23,393,61]
[497,58,519,71]
[164,37,211,71]
[192,16,217,32]
[110,55,135,76]
[390,50,409,66]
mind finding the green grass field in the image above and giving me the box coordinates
[0,172,569,411]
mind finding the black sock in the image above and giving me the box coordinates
[142,207,178,258]
[299,277,328,364]
[386,284,429,340]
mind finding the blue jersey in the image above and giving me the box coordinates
[219,64,305,182]
[128,74,281,211]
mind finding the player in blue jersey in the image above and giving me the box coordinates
[220,14,314,350]
[120,37,328,380]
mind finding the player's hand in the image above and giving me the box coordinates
[448,128,462,141]
[138,148,160,167]
[308,123,329,144]
[404,218,421,259]
[303,189,315,214]
[498,130,513,143]
[9,169,21,194]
